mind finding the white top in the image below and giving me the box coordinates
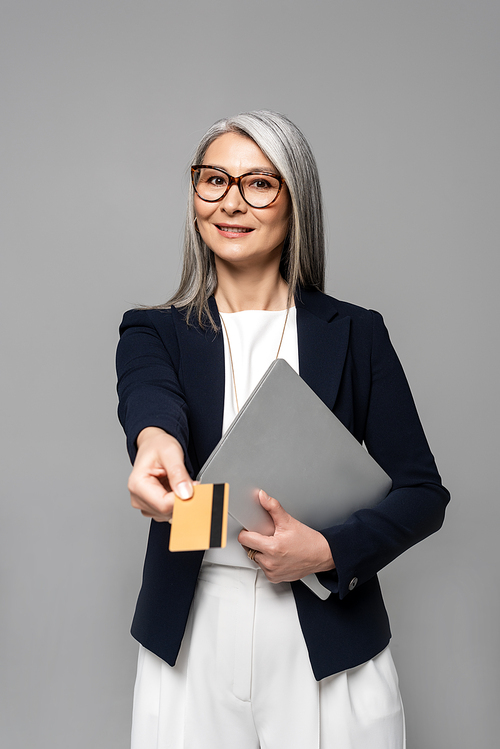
[204,307,299,566]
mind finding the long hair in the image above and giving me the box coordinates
[163,110,325,328]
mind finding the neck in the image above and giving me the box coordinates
[214,259,290,313]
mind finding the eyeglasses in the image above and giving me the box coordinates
[191,165,285,208]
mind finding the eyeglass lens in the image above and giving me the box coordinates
[193,168,280,208]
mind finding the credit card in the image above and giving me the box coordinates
[169,483,229,551]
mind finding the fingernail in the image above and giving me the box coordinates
[259,489,269,500]
[177,482,193,500]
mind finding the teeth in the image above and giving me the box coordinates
[218,226,252,233]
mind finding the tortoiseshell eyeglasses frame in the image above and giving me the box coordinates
[191,165,285,208]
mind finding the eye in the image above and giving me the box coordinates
[248,177,274,190]
[197,168,229,187]
[207,175,227,187]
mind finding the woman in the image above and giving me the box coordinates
[116,110,449,748]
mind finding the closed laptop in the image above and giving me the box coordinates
[198,358,391,536]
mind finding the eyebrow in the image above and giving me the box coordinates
[204,164,279,174]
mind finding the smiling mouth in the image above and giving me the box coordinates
[216,225,254,233]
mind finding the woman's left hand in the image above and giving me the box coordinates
[238,490,335,583]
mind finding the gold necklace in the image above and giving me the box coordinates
[220,307,291,413]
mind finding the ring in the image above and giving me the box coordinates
[247,548,257,561]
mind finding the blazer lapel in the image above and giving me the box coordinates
[172,297,225,471]
[296,289,351,411]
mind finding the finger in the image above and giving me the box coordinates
[159,443,193,500]
[258,489,290,523]
[238,528,271,552]
[128,470,175,514]
[140,509,173,523]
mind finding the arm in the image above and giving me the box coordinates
[116,310,193,518]
[318,310,450,598]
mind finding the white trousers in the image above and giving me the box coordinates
[131,563,405,749]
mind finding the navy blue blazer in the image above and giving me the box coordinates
[116,289,449,680]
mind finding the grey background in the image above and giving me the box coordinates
[1,1,499,747]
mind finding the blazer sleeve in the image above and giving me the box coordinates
[317,310,450,599]
[116,308,188,464]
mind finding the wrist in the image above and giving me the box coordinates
[136,426,170,448]
[314,531,336,573]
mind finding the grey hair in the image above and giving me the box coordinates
[163,110,325,328]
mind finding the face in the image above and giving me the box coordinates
[194,132,290,271]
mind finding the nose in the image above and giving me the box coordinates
[220,183,247,214]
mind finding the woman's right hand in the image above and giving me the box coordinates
[127,427,193,522]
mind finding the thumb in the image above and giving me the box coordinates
[259,489,289,524]
[157,441,193,500]
[168,463,194,500]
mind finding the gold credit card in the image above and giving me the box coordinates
[169,483,229,552]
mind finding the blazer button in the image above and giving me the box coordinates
[348,577,358,591]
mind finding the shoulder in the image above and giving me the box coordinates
[119,307,176,336]
[298,290,393,365]
[298,288,384,330]
[117,307,182,367]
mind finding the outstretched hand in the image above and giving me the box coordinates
[238,490,335,583]
[127,427,194,522]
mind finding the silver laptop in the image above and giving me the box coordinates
[197,359,391,598]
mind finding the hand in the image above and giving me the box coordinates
[127,427,193,522]
[238,490,335,583]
